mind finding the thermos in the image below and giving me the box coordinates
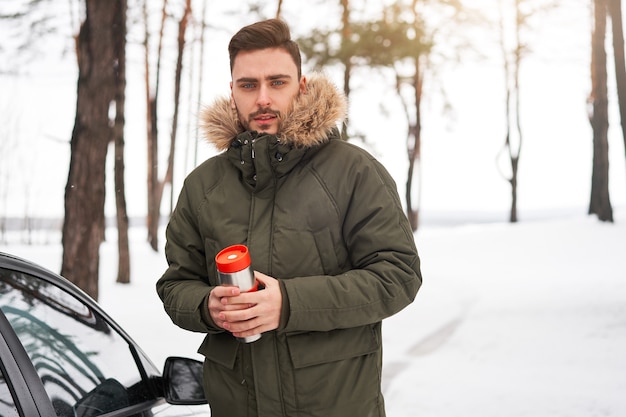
[215,244,261,343]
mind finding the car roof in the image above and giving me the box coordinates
[0,251,77,292]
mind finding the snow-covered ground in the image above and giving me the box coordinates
[2,208,625,416]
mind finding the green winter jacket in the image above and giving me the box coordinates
[157,73,422,417]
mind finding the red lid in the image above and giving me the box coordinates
[215,244,251,273]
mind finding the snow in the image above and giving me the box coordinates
[383,210,626,416]
[2,208,625,416]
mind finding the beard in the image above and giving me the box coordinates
[236,106,281,132]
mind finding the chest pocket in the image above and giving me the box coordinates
[272,227,342,277]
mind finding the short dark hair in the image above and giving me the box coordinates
[228,19,302,79]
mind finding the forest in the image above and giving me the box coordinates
[1,0,625,299]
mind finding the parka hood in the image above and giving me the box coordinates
[199,73,348,152]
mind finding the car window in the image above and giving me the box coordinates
[0,366,19,417]
[0,269,157,417]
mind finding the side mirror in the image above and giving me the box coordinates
[162,356,207,405]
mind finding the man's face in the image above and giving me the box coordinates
[230,47,306,135]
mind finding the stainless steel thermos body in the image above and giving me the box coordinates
[215,244,261,343]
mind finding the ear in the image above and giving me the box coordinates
[299,76,307,94]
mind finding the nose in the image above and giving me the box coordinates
[256,84,271,108]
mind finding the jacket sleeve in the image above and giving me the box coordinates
[156,179,222,334]
[280,152,422,333]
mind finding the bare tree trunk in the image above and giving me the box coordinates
[276,0,283,17]
[589,0,614,221]
[194,0,209,167]
[510,1,524,223]
[147,96,159,250]
[608,0,626,165]
[340,0,351,141]
[406,60,423,232]
[62,0,121,300]
[156,0,192,217]
[142,0,152,247]
[403,0,424,232]
[113,0,130,284]
[146,0,168,251]
[497,0,523,223]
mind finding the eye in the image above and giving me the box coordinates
[271,80,286,87]
[241,83,256,89]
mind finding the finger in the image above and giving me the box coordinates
[230,318,266,338]
[253,271,273,286]
[223,315,261,334]
[220,301,253,311]
[212,285,241,297]
[220,304,257,323]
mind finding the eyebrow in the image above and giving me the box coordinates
[234,74,293,83]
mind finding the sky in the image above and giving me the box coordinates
[0,0,624,227]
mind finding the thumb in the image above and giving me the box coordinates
[253,271,275,287]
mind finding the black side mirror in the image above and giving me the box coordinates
[163,356,207,405]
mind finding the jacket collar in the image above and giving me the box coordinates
[226,127,342,190]
[199,73,348,152]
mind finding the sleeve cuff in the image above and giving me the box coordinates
[277,279,290,331]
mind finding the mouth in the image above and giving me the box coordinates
[249,109,280,131]
[254,114,277,123]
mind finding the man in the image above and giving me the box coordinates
[157,18,422,417]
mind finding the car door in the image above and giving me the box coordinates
[0,258,192,417]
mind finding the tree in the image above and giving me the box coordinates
[385,2,431,231]
[297,1,432,230]
[496,0,560,223]
[589,0,614,221]
[276,0,284,17]
[607,0,626,167]
[192,0,209,167]
[496,0,525,223]
[61,0,127,300]
[144,0,167,252]
[113,0,130,284]
[144,0,192,251]
[340,0,351,141]
[3,0,130,291]
[160,0,192,217]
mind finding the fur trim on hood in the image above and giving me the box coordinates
[199,73,348,152]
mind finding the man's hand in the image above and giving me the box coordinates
[208,285,246,330]
[208,271,282,338]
